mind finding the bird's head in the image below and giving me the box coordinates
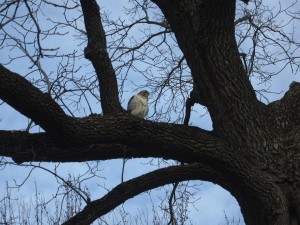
[138,90,150,98]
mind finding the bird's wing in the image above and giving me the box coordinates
[127,95,135,112]
[127,95,142,112]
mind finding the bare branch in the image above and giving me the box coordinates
[167,182,179,225]
[80,0,123,114]
[62,163,225,225]
[23,0,43,58]
[0,0,20,29]
[0,65,69,135]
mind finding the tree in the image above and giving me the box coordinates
[0,0,299,224]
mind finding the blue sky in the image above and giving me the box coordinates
[0,0,299,224]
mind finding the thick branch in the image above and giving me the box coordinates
[80,0,122,114]
[62,161,288,225]
[0,130,195,164]
[151,0,268,152]
[62,163,226,225]
[0,65,70,136]
[0,120,224,165]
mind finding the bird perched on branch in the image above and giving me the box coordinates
[127,90,149,118]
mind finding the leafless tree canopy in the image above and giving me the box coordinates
[0,0,300,224]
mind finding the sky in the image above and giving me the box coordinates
[0,0,299,224]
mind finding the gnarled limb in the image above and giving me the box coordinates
[61,161,290,225]
[61,163,227,225]
[151,0,268,153]
[0,119,226,165]
[0,65,70,136]
[80,0,123,114]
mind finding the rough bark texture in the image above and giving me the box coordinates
[0,0,299,225]
[62,163,227,225]
[80,0,123,114]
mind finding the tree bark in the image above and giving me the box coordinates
[148,0,300,224]
[80,0,123,114]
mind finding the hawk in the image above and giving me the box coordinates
[127,90,149,118]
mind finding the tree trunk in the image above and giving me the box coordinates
[151,0,300,224]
